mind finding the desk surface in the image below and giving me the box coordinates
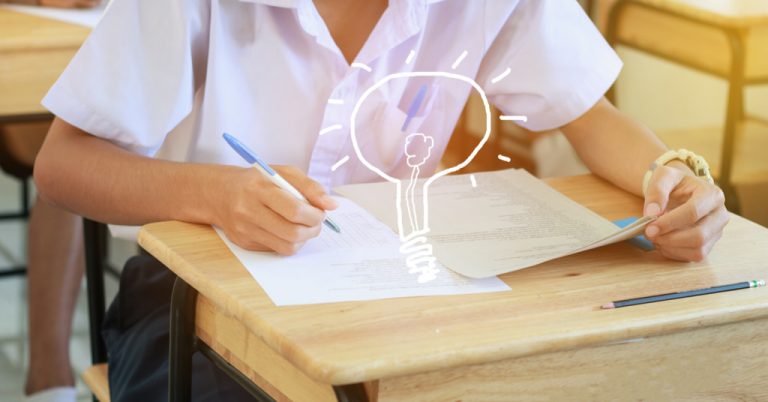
[635,0,768,27]
[0,8,89,51]
[139,174,768,385]
[0,9,89,119]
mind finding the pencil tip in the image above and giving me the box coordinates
[601,303,615,309]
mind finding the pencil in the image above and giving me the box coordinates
[601,279,765,309]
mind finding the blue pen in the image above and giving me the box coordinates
[222,133,341,233]
[401,84,428,132]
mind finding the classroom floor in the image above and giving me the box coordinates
[0,174,131,402]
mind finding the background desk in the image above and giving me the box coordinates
[139,174,768,401]
[0,8,89,123]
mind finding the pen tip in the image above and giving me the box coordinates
[601,303,615,310]
[324,220,341,233]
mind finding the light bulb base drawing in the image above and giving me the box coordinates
[399,231,439,283]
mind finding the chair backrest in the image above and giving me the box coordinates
[0,126,34,179]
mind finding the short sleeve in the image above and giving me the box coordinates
[477,0,622,131]
[41,0,210,155]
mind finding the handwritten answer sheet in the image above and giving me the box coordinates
[336,169,654,278]
[215,198,509,306]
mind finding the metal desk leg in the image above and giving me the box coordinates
[83,219,108,365]
[169,277,198,402]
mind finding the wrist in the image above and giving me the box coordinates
[178,164,239,227]
[642,149,714,195]
[665,160,695,176]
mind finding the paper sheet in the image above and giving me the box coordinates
[215,197,509,306]
[336,169,655,278]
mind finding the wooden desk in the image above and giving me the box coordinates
[0,8,90,122]
[139,174,768,401]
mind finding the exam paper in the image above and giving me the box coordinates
[336,169,654,278]
[215,197,509,306]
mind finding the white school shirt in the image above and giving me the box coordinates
[42,0,621,239]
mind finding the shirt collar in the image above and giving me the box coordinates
[237,0,449,8]
[238,0,299,7]
[238,0,446,66]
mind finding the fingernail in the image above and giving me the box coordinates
[644,203,661,216]
[322,195,338,209]
[646,225,659,238]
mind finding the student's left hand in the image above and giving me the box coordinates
[642,163,729,262]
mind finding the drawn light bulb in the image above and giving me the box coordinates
[350,72,491,283]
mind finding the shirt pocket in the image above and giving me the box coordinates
[359,86,446,178]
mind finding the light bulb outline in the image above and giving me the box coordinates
[349,71,492,239]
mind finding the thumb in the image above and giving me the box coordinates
[643,166,683,217]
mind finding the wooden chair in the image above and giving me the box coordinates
[0,125,34,278]
[604,0,768,213]
[442,93,540,175]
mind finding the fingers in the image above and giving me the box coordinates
[275,166,338,211]
[656,234,721,262]
[219,166,330,255]
[646,179,728,262]
[649,182,725,237]
[643,165,684,216]
[260,184,327,227]
[257,206,323,243]
[653,206,729,248]
[228,197,320,255]
[642,164,728,262]
[224,224,305,256]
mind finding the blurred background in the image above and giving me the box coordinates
[447,0,768,227]
[0,0,766,401]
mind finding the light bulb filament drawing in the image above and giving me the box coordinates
[404,132,434,232]
[402,132,439,282]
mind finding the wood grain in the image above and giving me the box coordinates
[81,363,110,402]
[195,295,338,402]
[138,175,768,387]
[378,317,768,402]
[0,9,89,117]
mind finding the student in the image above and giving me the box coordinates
[33,0,728,400]
[0,2,102,402]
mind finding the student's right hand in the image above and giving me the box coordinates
[214,165,338,255]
